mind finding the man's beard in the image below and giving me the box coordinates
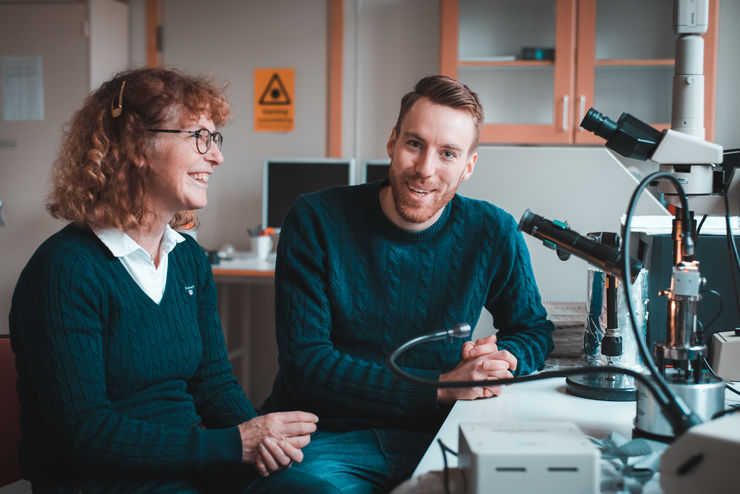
[387,166,459,224]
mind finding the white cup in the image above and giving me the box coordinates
[252,235,273,260]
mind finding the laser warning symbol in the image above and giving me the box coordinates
[259,73,291,105]
[254,68,294,132]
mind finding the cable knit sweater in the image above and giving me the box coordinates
[263,181,555,432]
[9,224,255,481]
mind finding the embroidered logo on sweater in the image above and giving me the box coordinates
[184,285,195,295]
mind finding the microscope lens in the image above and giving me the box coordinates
[581,108,617,139]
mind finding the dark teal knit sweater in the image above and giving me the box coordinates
[9,225,255,480]
[263,181,555,432]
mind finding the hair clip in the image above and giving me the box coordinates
[111,80,126,118]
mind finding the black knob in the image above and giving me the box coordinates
[601,335,623,357]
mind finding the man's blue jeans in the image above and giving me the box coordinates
[292,428,435,494]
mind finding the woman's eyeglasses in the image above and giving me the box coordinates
[146,128,223,154]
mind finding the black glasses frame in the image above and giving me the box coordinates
[146,128,223,154]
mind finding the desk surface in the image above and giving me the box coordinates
[413,376,740,492]
[211,253,276,280]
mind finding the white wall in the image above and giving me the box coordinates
[89,0,129,89]
[160,0,328,251]
[458,147,669,303]
[128,0,147,69]
[341,0,441,162]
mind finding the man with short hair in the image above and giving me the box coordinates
[262,75,555,493]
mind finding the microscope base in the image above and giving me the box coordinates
[565,373,637,402]
[634,373,725,441]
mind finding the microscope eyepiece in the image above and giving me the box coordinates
[517,208,537,234]
[580,108,618,140]
[579,107,663,160]
[518,209,643,283]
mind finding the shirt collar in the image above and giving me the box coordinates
[93,225,186,259]
[161,225,186,255]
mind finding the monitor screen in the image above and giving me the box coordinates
[361,160,390,183]
[263,158,356,230]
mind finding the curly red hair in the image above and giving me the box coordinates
[47,67,230,230]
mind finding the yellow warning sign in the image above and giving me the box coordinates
[254,68,294,132]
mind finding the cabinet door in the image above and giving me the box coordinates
[440,0,576,144]
[574,0,719,144]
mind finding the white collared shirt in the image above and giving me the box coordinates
[93,226,186,304]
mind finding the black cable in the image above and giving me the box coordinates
[437,438,458,494]
[697,214,708,237]
[387,353,667,416]
[702,356,717,378]
[702,356,740,397]
[696,320,705,350]
[701,355,740,420]
[621,171,702,434]
[699,289,723,336]
[712,405,740,420]
[438,439,458,458]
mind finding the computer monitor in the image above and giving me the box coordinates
[262,158,356,231]
[360,159,390,183]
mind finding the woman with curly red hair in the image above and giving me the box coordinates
[9,67,337,494]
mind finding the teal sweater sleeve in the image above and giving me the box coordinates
[9,226,254,478]
[264,183,554,432]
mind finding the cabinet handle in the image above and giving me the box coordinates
[562,95,569,132]
[578,95,586,132]
[0,200,4,226]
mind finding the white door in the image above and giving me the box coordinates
[0,3,88,335]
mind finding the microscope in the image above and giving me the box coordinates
[578,103,730,440]
[523,0,739,489]
[577,0,736,442]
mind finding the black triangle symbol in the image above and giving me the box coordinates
[259,73,292,105]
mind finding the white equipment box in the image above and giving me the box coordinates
[711,329,740,381]
[458,421,600,494]
[659,413,740,494]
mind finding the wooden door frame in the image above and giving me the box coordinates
[327,0,343,158]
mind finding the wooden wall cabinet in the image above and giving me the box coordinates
[440,0,718,145]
